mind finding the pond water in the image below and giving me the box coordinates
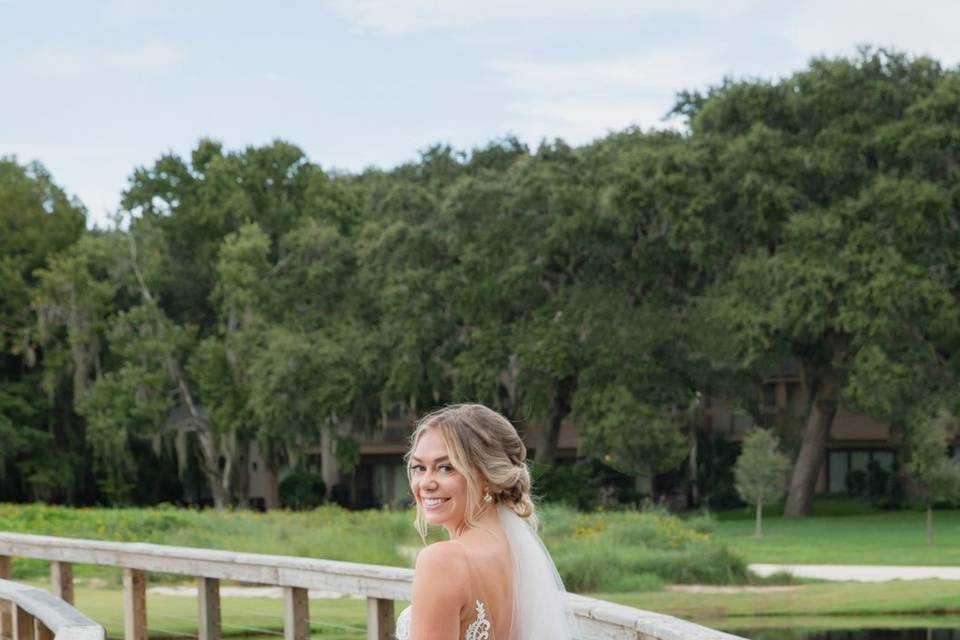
[733,630,959,640]
[717,616,960,640]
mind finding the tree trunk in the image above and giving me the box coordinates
[263,466,280,510]
[926,501,934,547]
[195,431,227,509]
[320,428,342,501]
[534,375,576,464]
[688,427,699,509]
[889,422,912,501]
[755,497,763,538]
[784,379,838,517]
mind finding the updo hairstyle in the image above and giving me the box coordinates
[406,403,536,540]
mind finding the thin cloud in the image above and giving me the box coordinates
[324,0,752,36]
[783,0,960,64]
[108,41,183,72]
[502,97,681,146]
[19,40,184,78]
[490,47,736,146]
[491,48,734,94]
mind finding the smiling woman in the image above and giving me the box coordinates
[410,431,471,532]
[398,403,576,640]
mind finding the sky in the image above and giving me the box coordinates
[4,0,960,229]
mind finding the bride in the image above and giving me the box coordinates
[395,404,577,640]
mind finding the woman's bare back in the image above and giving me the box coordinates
[401,511,514,640]
[453,521,513,638]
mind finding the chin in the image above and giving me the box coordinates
[421,502,462,528]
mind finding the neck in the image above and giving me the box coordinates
[446,501,499,539]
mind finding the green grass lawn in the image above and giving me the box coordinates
[70,586,373,639]
[711,507,960,566]
[600,579,960,619]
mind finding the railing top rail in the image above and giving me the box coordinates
[0,531,413,600]
[0,578,104,640]
[0,531,746,640]
[567,593,746,640]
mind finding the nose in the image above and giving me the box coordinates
[420,471,439,491]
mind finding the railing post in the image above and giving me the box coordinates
[282,587,309,640]
[197,577,221,640]
[12,605,33,640]
[366,598,394,640]
[123,569,147,640]
[31,618,52,640]
[0,556,10,640]
[49,562,73,605]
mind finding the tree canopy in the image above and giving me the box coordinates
[3,49,959,512]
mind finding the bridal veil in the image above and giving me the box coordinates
[499,505,578,640]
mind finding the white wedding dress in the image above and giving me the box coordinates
[394,506,576,640]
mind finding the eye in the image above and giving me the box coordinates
[411,464,426,473]
[439,464,455,474]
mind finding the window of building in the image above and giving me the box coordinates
[828,452,849,494]
[827,449,897,494]
[762,383,777,408]
[373,463,412,507]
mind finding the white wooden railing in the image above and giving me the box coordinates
[0,577,104,640]
[0,532,746,640]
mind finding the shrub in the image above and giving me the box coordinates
[279,471,326,510]
[531,460,600,510]
[684,511,717,535]
[845,469,867,496]
[542,506,746,591]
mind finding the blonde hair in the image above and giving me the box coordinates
[406,403,536,541]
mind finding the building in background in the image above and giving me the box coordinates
[246,360,955,509]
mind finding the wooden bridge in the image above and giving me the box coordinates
[0,532,746,640]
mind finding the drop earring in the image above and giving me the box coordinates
[484,490,493,503]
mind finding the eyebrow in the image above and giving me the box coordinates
[410,456,451,463]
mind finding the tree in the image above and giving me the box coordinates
[576,386,690,481]
[734,429,790,537]
[683,49,960,516]
[570,130,717,491]
[0,158,86,502]
[27,234,118,503]
[101,139,371,507]
[906,411,960,546]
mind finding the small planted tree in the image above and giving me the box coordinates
[734,429,790,538]
[907,411,960,547]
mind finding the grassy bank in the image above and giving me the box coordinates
[711,506,960,566]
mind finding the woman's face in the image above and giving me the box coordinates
[410,429,471,535]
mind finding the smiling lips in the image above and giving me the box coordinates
[422,497,450,509]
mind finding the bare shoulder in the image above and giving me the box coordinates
[412,540,470,606]
[410,541,471,636]
[414,540,469,579]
